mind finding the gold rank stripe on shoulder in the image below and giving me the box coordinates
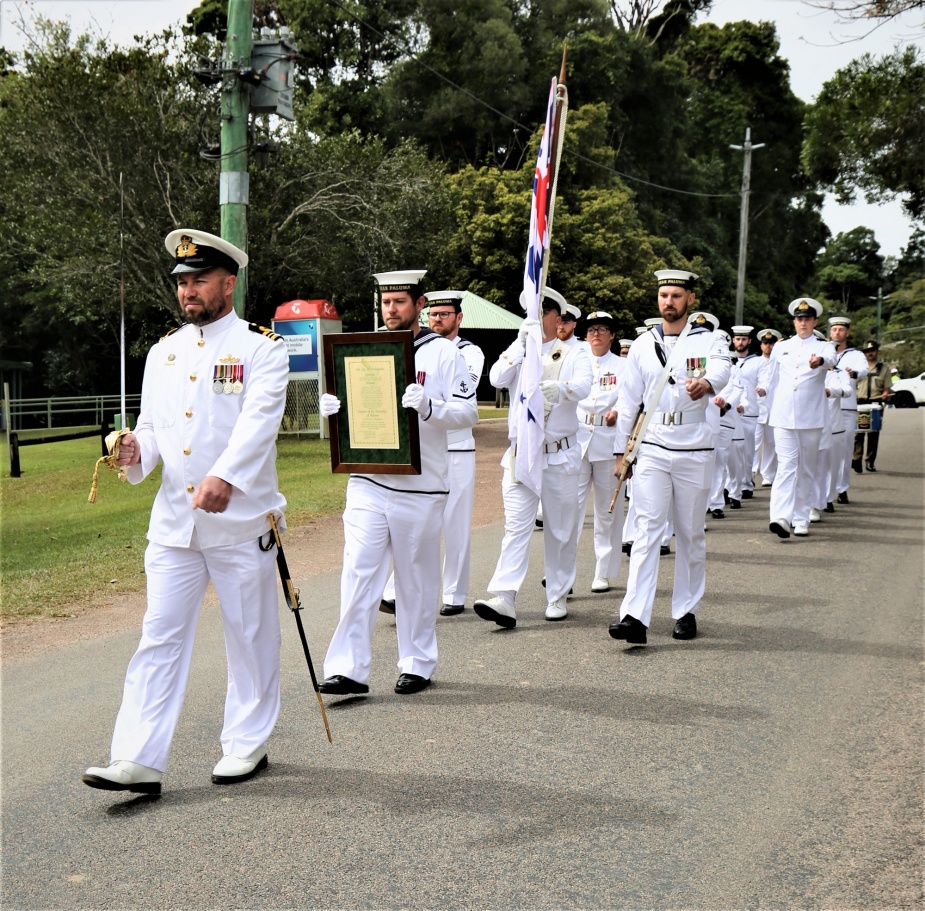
[249,323,283,341]
[160,326,181,341]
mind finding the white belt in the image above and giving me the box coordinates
[582,414,608,426]
[651,411,705,425]
[544,436,573,453]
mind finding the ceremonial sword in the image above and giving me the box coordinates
[609,313,697,513]
[267,513,333,743]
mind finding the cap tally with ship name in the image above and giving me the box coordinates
[655,269,698,290]
[373,270,427,293]
[425,290,464,313]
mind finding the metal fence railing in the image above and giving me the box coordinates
[5,394,142,432]
[281,379,325,437]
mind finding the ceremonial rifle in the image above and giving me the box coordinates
[609,314,697,513]
[268,513,333,744]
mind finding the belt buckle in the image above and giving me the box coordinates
[666,412,677,425]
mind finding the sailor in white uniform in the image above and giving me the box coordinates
[760,298,836,538]
[83,230,288,795]
[609,271,730,646]
[707,330,743,517]
[827,316,868,504]
[813,353,852,521]
[318,270,478,696]
[574,312,626,592]
[731,326,761,499]
[754,328,782,485]
[474,288,593,626]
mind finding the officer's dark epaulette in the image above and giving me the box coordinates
[249,323,283,341]
[160,326,182,341]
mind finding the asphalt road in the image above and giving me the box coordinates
[3,410,923,910]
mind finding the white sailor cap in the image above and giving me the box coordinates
[731,325,754,336]
[654,269,698,290]
[635,326,648,336]
[619,338,634,347]
[828,315,851,326]
[425,290,464,313]
[584,311,615,330]
[374,270,427,293]
[165,229,248,275]
[644,317,661,327]
[757,328,782,342]
[689,311,719,331]
[789,297,823,317]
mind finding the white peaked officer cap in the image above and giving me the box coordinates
[644,317,661,328]
[561,302,582,320]
[757,328,783,342]
[828,315,851,326]
[788,297,823,317]
[619,338,634,347]
[519,286,567,313]
[689,311,720,331]
[373,270,427,292]
[584,311,615,329]
[813,329,826,340]
[655,269,698,289]
[731,325,754,336]
[425,290,464,312]
[165,229,248,275]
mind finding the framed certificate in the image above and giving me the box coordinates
[323,331,422,474]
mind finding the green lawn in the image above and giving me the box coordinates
[0,433,347,620]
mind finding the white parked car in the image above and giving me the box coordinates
[890,372,925,408]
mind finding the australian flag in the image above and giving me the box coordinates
[512,77,558,498]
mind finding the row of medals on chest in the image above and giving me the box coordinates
[166,349,244,394]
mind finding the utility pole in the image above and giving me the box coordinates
[221,0,254,317]
[874,286,883,343]
[730,127,765,327]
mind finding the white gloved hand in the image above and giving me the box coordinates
[319,393,341,417]
[539,380,560,407]
[401,382,430,415]
[517,317,541,347]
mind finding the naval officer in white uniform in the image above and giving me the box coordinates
[318,270,478,696]
[575,311,626,592]
[609,271,731,646]
[473,287,593,626]
[83,229,289,795]
[760,298,836,538]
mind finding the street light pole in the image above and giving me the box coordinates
[221,0,254,317]
[730,127,765,327]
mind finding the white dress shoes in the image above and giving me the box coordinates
[545,596,568,621]
[212,745,268,785]
[809,507,821,523]
[793,522,810,537]
[473,596,517,629]
[591,577,610,592]
[82,760,162,795]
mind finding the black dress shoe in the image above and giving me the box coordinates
[672,613,697,640]
[660,544,671,556]
[729,498,741,509]
[824,502,835,513]
[608,614,647,645]
[395,673,431,695]
[837,492,849,505]
[866,463,877,472]
[621,541,633,555]
[852,459,863,474]
[379,599,396,615]
[741,489,754,500]
[711,508,725,519]
[319,675,369,695]
[440,603,464,616]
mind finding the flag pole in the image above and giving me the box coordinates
[538,45,568,297]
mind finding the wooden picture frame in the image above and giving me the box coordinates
[322,331,421,474]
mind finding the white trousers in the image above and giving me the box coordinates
[110,535,281,771]
[708,423,734,509]
[623,475,672,547]
[325,478,445,684]
[836,411,856,494]
[755,421,777,483]
[770,427,822,527]
[488,452,581,603]
[576,457,624,581]
[620,444,713,627]
[741,416,758,490]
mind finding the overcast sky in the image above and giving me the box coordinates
[2,0,922,257]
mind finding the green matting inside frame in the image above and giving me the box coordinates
[332,340,414,465]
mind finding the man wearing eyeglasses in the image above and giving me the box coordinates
[759,298,836,539]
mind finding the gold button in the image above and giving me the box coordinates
[197,339,205,347]
[186,410,193,417]
[186,485,194,493]
[183,448,191,455]
[189,374,197,381]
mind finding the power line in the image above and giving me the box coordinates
[321,0,740,199]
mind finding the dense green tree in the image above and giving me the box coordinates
[810,226,885,310]
[802,47,925,221]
